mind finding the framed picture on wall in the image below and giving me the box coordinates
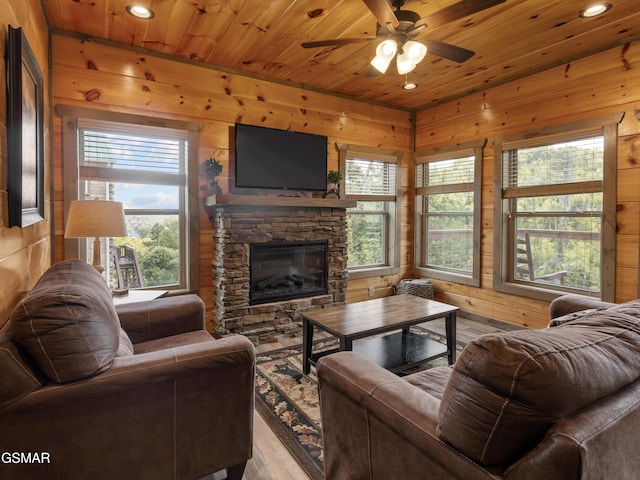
[6,26,45,228]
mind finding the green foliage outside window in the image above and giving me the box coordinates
[114,217,180,288]
[507,137,604,292]
[345,155,397,270]
[425,191,474,272]
[347,201,385,267]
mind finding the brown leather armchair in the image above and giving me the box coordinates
[0,260,255,480]
[317,295,640,479]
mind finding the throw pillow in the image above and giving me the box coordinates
[10,260,121,383]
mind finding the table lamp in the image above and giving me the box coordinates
[64,200,128,273]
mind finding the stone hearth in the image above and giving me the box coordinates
[207,195,354,344]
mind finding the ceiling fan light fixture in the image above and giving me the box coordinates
[396,52,416,75]
[377,39,397,59]
[126,4,155,19]
[404,41,427,64]
[371,55,393,74]
[403,81,418,90]
[579,3,611,18]
[371,39,397,73]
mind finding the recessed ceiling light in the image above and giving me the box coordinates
[579,3,611,18]
[126,4,155,19]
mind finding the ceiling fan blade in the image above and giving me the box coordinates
[302,37,377,48]
[422,38,474,63]
[365,66,381,77]
[417,0,507,30]
[363,0,399,29]
[407,23,427,37]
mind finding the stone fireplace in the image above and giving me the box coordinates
[207,195,355,344]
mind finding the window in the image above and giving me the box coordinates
[494,114,622,301]
[337,143,401,278]
[60,106,200,293]
[415,139,484,286]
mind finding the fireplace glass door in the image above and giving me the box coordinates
[250,240,328,305]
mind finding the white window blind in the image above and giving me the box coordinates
[416,155,474,190]
[345,155,397,197]
[79,121,188,185]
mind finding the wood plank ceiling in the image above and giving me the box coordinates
[45,0,640,111]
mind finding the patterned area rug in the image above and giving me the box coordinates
[254,327,460,480]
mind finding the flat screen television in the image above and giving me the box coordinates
[234,123,328,192]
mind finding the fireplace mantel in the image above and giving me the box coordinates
[205,194,356,209]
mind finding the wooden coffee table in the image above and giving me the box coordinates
[302,295,458,374]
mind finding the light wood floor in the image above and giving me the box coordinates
[239,315,515,480]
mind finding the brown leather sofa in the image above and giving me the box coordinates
[0,259,255,480]
[317,295,640,479]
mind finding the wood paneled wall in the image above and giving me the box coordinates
[415,40,640,330]
[0,0,51,327]
[51,34,413,330]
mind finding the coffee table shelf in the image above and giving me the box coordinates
[308,331,448,373]
[353,331,448,372]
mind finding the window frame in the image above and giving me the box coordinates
[337,143,402,279]
[57,105,201,294]
[493,113,622,302]
[414,138,485,286]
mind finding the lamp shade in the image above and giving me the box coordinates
[65,200,128,239]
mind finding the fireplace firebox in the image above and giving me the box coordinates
[250,240,328,305]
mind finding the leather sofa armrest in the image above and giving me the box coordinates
[2,335,255,413]
[116,294,205,343]
[317,352,496,480]
[549,294,615,320]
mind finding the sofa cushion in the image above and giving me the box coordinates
[9,260,121,383]
[117,328,135,357]
[437,306,640,466]
[404,365,452,400]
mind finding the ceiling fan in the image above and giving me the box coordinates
[302,0,507,76]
